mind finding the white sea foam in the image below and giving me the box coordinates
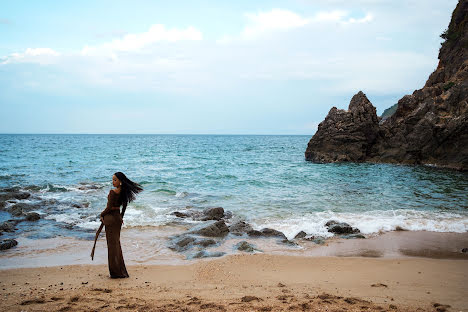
[54,207,468,237]
[175,191,189,198]
[250,209,468,240]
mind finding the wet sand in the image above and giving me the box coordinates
[1,254,467,311]
[1,229,467,269]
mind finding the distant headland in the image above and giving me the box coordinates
[305,0,468,171]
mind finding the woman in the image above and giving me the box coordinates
[99,172,143,278]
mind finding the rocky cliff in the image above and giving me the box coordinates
[305,0,468,171]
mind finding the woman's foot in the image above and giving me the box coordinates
[110,274,129,279]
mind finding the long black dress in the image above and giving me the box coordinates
[100,189,129,278]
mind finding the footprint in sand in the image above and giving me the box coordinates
[241,295,262,302]
[20,298,46,305]
[371,283,388,288]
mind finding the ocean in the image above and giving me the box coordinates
[1,133,467,243]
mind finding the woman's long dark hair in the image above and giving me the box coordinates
[114,172,143,218]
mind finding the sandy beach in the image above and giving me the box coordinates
[1,253,467,311]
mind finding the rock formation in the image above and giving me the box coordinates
[305,91,380,163]
[306,0,468,171]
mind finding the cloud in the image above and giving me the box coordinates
[310,10,373,24]
[81,24,202,56]
[311,10,347,22]
[1,48,60,64]
[0,3,446,97]
[218,9,373,43]
[343,13,373,24]
[243,9,311,38]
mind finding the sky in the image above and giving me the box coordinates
[0,0,458,134]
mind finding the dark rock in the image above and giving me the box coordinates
[395,226,408,231]
[462,248,468,253]
[0,191,31,201]
[281,239,298,246]
[325,220,338,227]
[193,238,217,247]
[325,221,360,234]
[246,227,288,240]
[294,231,307,239]
[8,205,24,216]
[340,233,366,239]
[168,234,218,253]
[172,207,230,221]
[190,250,225,259]
[172,211,191,218]
[304,235,326,245]
[305,1,468,171]
[0,239,18,250]
[0,221,16,233]
[241,296,262,302]
[305,91,380,163]
[189,220,229,237]
[7,203,41,216]
[260,228,287,239]
[25,212,40,221]
[236,241,257,252]
[223,210,233,219]
[228,221,253,236]
[247,230,263,237]
[201,207,225,220]
[0,187,20,193]
[168,236,196,252]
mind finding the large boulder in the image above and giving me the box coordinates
[228,221,254,236]
[25,212,40,221]
[189,220,229,237]
[168,235,196,252]
[294,231,307,239]
[236,241,258,252]
[168,235,218,253]
[325,220,360,234]
[7,203,41,216]
[247,228,287,240]
[172,207,231,221]
[201,207,225,221]
[0,221,16,233]
[305,91,380,163]
[0,191,31,201]
[0,239,18,250]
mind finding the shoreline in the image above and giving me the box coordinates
[1,254,467,311]
[1,230,467,270]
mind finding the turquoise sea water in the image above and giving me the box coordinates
[0,134,467,241]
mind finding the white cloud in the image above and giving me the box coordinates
[343,13,373,24]
[0,3,447,97]
[1,48,60,64]
[218,9,373,43]
[309,10,373,24]
[243,9,311,38]
[311,10,348,22]
[81,24,202,56]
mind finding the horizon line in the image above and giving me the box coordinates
[0,132,313,136]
